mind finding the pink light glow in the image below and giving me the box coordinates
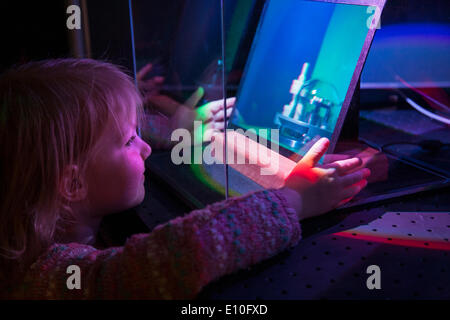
[334,230,450,251]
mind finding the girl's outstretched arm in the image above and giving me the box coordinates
[18,189,300,299]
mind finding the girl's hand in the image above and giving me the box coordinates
[137,63,165,104]
[280,138,370,220]
[137,62,236,147]
[194,97,236,142]
[171,95,236,144]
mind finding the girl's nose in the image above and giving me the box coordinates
[140,138,152,160]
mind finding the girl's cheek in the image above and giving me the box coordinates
[127,150,145,171]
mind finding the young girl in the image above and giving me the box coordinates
[0,59,370,299]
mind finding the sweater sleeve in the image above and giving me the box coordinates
[21,189,301,299]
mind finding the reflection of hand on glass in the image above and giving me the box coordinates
[171,96,236,145]
[137,63,165,100]
[137,63,236,148]
[137,62,181,117]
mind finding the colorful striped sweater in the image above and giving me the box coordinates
[11,189,301,299]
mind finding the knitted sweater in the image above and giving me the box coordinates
[11,189,301,299]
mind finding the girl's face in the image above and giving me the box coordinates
[85,107,152,217]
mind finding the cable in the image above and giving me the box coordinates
[395,89,450,125]
[405,97,450,125]
[395,75,450,113]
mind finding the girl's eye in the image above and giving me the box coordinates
[126,135,136,147]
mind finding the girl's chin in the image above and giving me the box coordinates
[137,184,146,202]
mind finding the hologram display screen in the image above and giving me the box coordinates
[229,0,374,156]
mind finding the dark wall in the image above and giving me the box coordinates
[0,1,70,73]
[86,0,134,73]
[381,0,449,25]
[0,0,135,74]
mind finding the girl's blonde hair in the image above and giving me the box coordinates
[0,59,144,280]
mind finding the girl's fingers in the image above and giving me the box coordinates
[185,87,205,108]
[339,168,370,187]
[151,76,165,84]
[205,97,237,114]
[299,137,330,168]
[140,77,165,91]
[201,121,225,138]
[212,121,225,131]
[198,97,236,122]
[212,106,234,121]
[203,127,221,142]
[340,179,368,199]
[322,153,351,164]
[137,63,153,80]
[214,97,236,114]
[327,157,362,175]
[337,197,353,207]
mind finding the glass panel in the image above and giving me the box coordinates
[132,0,225,104]
[132,0,231,203]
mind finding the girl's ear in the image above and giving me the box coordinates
[59,165,88,202]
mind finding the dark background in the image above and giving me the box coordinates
[1,0,449,74]
[0,0,134,73]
